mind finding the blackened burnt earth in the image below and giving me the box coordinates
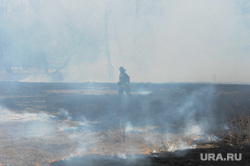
[49,145,250,166]
[150,145,250,166]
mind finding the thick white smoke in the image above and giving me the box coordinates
[0,0,250,83]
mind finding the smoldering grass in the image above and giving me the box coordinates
[111,109,128,142]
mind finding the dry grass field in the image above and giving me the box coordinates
[0,82,249,165]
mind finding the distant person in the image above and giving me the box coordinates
[118,67,130,95]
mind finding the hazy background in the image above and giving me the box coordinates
[0,0,250,83]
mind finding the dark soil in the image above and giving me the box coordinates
[49,144,250,166]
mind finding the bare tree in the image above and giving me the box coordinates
[28,1,85,81]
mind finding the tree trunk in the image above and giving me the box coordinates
[104,10,114,81]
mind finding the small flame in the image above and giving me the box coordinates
[165,139,171,147]
[188,136,200,145]
[164,137,199,152]
[141,147,151,154]
[49,159,60,164]
[49,147,98,164]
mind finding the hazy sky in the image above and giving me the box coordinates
[0,0,250,83]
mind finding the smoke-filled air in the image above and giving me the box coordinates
[0,0,250,83]
[1,1,250,166]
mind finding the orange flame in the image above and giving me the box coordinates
[141,147,151,154]
[49,159,60,164]
[153,144,160,153]
[165,139,171,147]
[188,136,200,145]
[49,147,98,163]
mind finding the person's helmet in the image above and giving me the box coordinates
[119,67,126,72]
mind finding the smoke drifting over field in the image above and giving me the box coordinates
[0,0,250,83]
[1,81,250,165]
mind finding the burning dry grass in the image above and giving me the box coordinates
[1,104,248,165]
[0,107,231,166]
[138,133,202,156]
[0,114,216,166]
[0,110,163,165]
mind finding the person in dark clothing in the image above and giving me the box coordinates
[118,67,130,95]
